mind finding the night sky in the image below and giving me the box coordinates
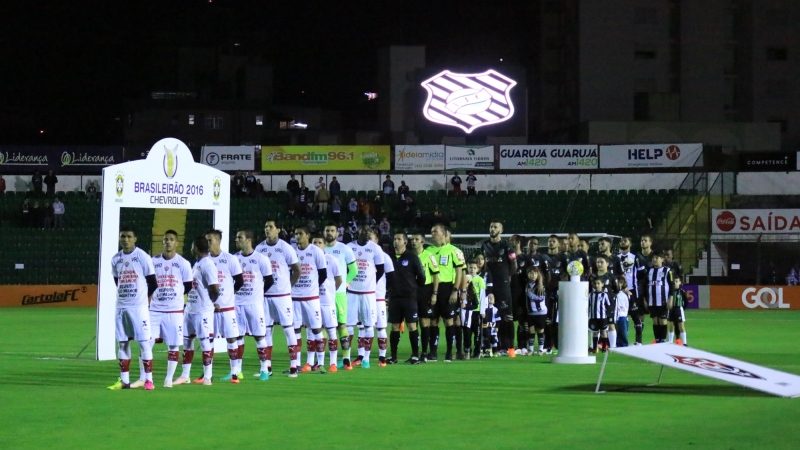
[0,1,536,144]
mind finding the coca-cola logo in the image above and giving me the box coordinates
[716,211,736,232]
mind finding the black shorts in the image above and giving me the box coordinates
[668,306,685,323]
[388,296,419,324]
[629,294,647,316]
[434,282,458,319]
[528,315,546,330]
[588,318,608,332]
[649,305,668,319]
[417,284,435,319]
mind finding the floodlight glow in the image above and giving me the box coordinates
[421,69,517,134]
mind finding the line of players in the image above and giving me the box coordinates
[108,219,431,389]
[107,220,689,390]
[496,231,690,357]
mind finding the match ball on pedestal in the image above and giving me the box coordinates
[567,260,584,277]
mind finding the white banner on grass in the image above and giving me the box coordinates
[394,145,445,171]
[612,343,800,398]
[200,145,255,171]
[599,143,703,169]
[445,145,494,170]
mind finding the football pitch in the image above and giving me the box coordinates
[0,309,798,449]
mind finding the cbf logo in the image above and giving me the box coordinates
[421,69,516,134]
[115,172,124,197]
[213,177,221,201]
[163,144,178,179]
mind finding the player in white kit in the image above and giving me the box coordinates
[146,230,193,388]
[234,229,275,381]
[313,235,343,372]
[256,220,302,377]
[346,226,385,369]
[292,227,327,373]
[175,236,220,386]
[107,228,158,391]
[370,230,395,367]
[204,229,245,384]
[322,223,358,369]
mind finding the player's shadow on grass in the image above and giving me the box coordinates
[560,383,771,397]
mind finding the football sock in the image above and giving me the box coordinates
[429,325,439,355]
[315,331,325,366]
[390,330,400,359]
[328,333,338,365]
[420,326,430,355]
[306,329,316,365]
[166,346,179,380]
[680,331,687,345]
[377,328,388,359]
[591,332,599,350]
[409,329,420,357]
[363,326,374,361]
[227,341,238,375]
[607,330,617,348]
[634,320,643,343]
[667,331,675,343]
[536,332,545,352]
[454,325,463,354]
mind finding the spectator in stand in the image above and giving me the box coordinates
[44,170,58,197]
[31,200,43,228]
[398,180,410,203]
[21,198,31,226]
[31,170,43,196]
[287,174,301,199]
[316,182,330,215]
[0,175,6,194]
[52,197,65,229]
[232,172,245,197]
[329,176,341,199]
[787,264,799,286]
[378,217,391,239]
[331,196,342,222]
[86,180,99,201]
[358,196,370,220]
[297,182,310,218]
[466,171,477,196]
[244,172,257,197]
[450,172,462,196]
[383,175,395,196]
[315,176,325,191]
[348,197,358,220]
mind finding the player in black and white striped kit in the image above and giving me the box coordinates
[615,236,647,345]
[588,278,612,353]
[646,251,673,343]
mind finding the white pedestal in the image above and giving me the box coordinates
[552,278,596,364]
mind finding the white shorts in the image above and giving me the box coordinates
[348,292,376,327]
[149,310,184,346]
[235,303,267,337]
[375,299,387,328]
[293,299,322,330]
[214,308,240,339]
[116,305,151,342]
[346,292,361,327]
[265,295,293,328]
[320,302,338,329]
[184,311,214,339]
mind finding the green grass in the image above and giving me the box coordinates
[0,309,799,449]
